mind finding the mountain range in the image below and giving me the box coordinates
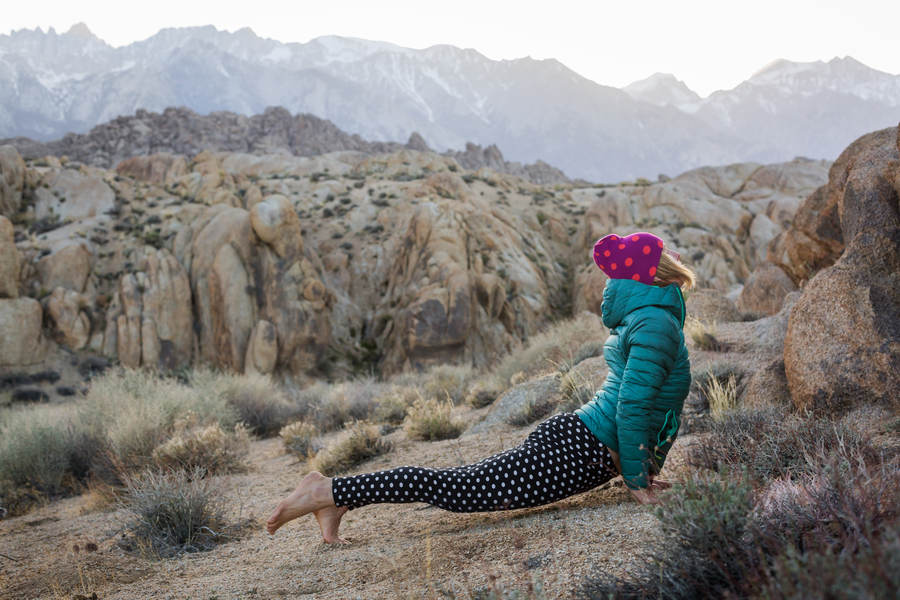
[2,23,899,181]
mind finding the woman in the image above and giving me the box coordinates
[267,232,695,543]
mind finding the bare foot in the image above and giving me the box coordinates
[314,505,350,544]
[266,471,334,535]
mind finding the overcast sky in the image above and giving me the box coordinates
[5,0,898,97]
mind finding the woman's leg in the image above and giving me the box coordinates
[267,413,617,541]
[332,413,617,513]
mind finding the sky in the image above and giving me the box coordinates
[4,0,898,97]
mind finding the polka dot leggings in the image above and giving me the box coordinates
[331,413,618,513]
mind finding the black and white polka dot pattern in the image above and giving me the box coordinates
[331,413,618,513]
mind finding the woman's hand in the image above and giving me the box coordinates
[628,476,672,505]
[628,486,663,505]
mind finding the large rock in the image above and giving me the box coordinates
[37,240,93,293]
[467,374,562,434]
[783,126,900,412]
[686,288,742,322]
[115,153,188,186]
[103,248,194,369]
[249,195,302,258]
[45,287,91,350]
[0,298,47,366]
[737,263,797,316]
[0,216,20,298]
[33,169,115,221]
[0,145,26,218]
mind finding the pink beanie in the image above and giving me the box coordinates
[592,232,664,285]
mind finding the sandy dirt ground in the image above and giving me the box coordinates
[0,410,695,600]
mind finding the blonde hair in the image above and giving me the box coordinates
[654,250,696,290]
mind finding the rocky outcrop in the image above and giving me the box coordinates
[244,320,278,375]
[102,248,194,369]
[0,145,26,218]
[783,126,900,412]
[0,216,20,298]
[0,298,46,366]
[175,198,332,374]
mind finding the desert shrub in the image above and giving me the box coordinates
[279,421,319,459]
[0,407,74,496]
[579,451,900,600]
[373,386,418,425]
[313,379,383,432]
[405,397,465,441]
[152,421,250,474]
[687,407,879,484]
[192,371,291,437]
[313,421,391,476]
[466,377,504,409]
[506,396,556,427]
[119,467,228,558]
[492,312,605,385]
[556,366,601,414]
[420,364,476,404]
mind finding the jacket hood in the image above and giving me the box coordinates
[600,279,685,329]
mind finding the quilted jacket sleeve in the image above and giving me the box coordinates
[615,310,679,489]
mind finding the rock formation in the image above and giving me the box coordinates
[782,126,900,412]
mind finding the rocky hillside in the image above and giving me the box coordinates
[0,140,830,398]
[4,107,570,185]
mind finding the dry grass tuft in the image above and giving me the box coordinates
[685,316,725,351]
[405,396,465,441]
[279,421,319,460]
[312,421,392,476]
[704,372,738,419]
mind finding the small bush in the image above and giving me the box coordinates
[507,396,557,427]
[405,397,465,441]
[198,372,292,437]
[312,421,392,476]
[373,386,417,425]
[119,467,228,558]
[687,407,879,484]
[421,364,476,404]
[279,421,318,459]
[313,380,382,432]
[466,377,503,409]
[151,421,250,474]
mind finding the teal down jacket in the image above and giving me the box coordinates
[575,278,691,490]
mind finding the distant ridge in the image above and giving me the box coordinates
[3,106,572,184]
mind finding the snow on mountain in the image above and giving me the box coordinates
[1,25,899,181]
[623,73,701,110]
